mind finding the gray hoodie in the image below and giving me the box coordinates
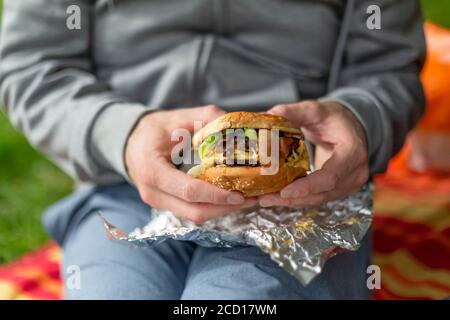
[0,0,426,185]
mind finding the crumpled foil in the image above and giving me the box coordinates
[101,183,372,286]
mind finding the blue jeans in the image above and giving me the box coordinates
[44,183,372,300]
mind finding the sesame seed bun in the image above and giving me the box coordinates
[193,111,303,148]
[197,163,308,197]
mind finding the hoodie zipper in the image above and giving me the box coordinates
[212,0,231,36]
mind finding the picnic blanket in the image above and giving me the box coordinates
[372,149,450,299]
[0,243,61,299]
[1,164,449,300]
[370,22,450,299]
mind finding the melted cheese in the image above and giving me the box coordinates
[286,140,309,169]
[203,148,259,165]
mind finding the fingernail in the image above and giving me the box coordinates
[281,189,299,199]
[227,194,245,205]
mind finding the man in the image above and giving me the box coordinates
[0,0,425,299]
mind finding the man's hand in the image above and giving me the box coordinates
[258,100,369,208]
[125,105,256,224]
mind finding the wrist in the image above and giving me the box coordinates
[124,111,158,182]
[90,103,149,181]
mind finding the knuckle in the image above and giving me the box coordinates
[327,174,338,190]
[303,101,324,120]
[140,190,156,206]
[358,150,369,164]
[182,182,197,202]
[205,104,220,114]
[298,184,311,196]
[273,104,286,110]
[304,100,319,110]
[189,211,206,224]
[210,190,223,204]
[358,167,370,185]
[142,171,157,186]
[311,194,325,206]
[305,99,319,107]
[271,104,288,114]
[316,105,327,117]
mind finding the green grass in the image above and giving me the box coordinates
[421,0,450,29]
[0,113,73,263]
[0,0,73,264]
[0,0,450,264]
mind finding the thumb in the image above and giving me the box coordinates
[195,105,226,123]
[268,100,326,128]
[179,105,226,131]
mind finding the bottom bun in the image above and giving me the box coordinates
[198,165,308,197]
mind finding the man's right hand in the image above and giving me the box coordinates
[125,105,256,224]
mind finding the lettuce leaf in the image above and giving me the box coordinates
[199,132,222,160]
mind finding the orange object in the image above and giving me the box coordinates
[406,22,450,173]
[0,244,62,300]
[372,173,450,300]
[418,22,450,134]
[372,22,450,300]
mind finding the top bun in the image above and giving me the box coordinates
[193,112,303,148]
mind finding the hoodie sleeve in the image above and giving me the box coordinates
[321,0,426,174]
[0,0,149,184]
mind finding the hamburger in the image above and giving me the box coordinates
[188,112,310,197]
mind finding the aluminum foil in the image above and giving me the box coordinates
[101,183,372,286]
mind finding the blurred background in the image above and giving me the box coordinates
[0,0,449,264]
[0,0,449,300]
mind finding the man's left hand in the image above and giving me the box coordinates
[258,100,370,208]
